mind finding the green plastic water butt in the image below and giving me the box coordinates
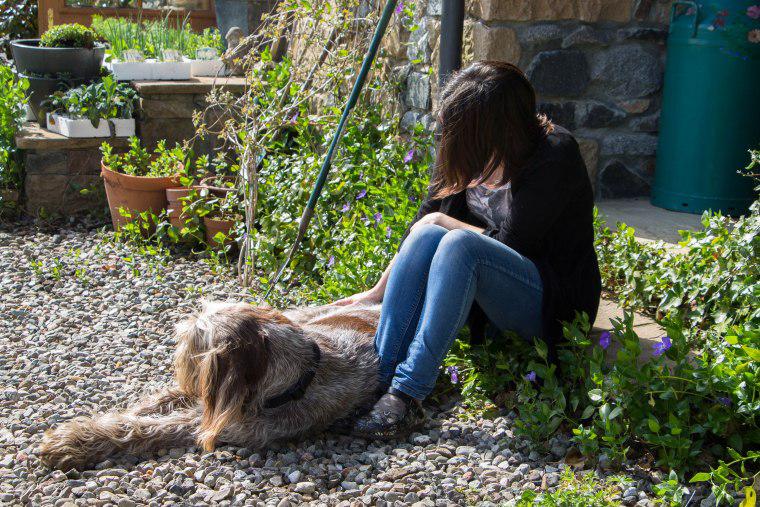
[652,0,760,216]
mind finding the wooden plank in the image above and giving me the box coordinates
[131,76,246,95]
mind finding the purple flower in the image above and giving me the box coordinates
[525,371,537,382]
[748,5,760,19]
[445,366,459,384]
[394,0,404,14]
[356,189,367,200]
[598,331,611,350]
[386,226,392,239]
[404,149,415,164]
[361,214,371,226]
[341,203,351,213]
[373,212,383,225]
[715,396,732,407]
[289,112,299,124]
[651,336,672,358]
[327,255,335,268]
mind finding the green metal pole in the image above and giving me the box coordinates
[265,0,399,298]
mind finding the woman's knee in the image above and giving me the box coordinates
[439,229,481,257]
[403,223,448,251]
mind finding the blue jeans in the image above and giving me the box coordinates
[376,224,544,400]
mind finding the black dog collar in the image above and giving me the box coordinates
[264,341,321,409]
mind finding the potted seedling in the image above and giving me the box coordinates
[11,24,105,123]
[94,13,193,81]
[185,28,227,77]
[44,76,137,138]
[100,137,186,229]
[202,191,242,249]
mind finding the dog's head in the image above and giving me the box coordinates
[174,301,292,451]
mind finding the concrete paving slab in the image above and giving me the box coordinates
[592,298,664,364]
[597,197,704,244]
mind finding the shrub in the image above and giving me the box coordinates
[40,23,97,49]
[101,137,187,178]
[0,65,27,190]
[0,0,38,58]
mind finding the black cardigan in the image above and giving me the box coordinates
[400,127,601,344]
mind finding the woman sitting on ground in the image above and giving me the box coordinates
[334,60,602,438]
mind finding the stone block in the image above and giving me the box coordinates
[630,112,660,132]
[617,26,668,43]
[24,173,105,217]
[576,101,626,128]
[533,0,577,20]
[407,23,430,63]
[527,50,590,97]
[139,95,197,119]
[591,45,663,98]
[24,151,67,175]
[405,72,431,110]
[601,133,658,156]
[473,0,532,21]
[618,98,651,114]
[472,24,521,63]
[538,101,576,129]
[577,138,600,189]
[600,160,651,198]
[562,25,611,48]
[598,0,636,21]
[427,0,442,16]
[400,110,422,131]
[138,119,197,151]
[384,24,410,59]
[67,149,103,175]
[518,24,566,46]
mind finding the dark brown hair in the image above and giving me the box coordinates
[431,61,552,198]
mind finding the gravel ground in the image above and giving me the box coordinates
[0,223,680,506]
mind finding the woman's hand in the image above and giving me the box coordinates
[332,287,383,306]
[411,212,485,234]
[411,212,456,231]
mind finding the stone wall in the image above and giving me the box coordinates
[15,126,130,218]
[385,0,675,198]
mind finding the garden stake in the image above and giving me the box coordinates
[264,0,399,299]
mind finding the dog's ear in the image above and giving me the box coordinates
[196,311,269,451]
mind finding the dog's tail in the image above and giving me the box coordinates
[39,405,200,471]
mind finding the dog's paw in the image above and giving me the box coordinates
[38,418,95,471]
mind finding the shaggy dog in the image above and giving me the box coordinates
[39,301,381,471]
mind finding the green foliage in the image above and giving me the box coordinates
[0,65,27,190]
[44,76,137,127]
[516,469,623,506]
[40,23,97,49]
[0,0,38,58]
[100,137,187,177]
[444,159,759,503]
[91,14,223,60]
[254,110,433,302]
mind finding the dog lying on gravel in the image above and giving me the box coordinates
[39,301,381,470]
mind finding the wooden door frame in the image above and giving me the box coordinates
[38,0,217,34]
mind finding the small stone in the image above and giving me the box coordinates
[294,482,316,495]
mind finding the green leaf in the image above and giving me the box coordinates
[648,417,660,433]
[587,389,603,402]
[689,472,712,483]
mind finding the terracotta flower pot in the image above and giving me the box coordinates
[101,162,180,230]
[203,216,237,249]
[166,186,198,229]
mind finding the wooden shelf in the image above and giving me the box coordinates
[131,76,247,95]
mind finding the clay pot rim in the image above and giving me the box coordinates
[199,175,236,193]
[101,161,182,191]
[203,215,240,225]
[166,186,201,198]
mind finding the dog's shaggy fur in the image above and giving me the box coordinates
[39,301,381,471]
